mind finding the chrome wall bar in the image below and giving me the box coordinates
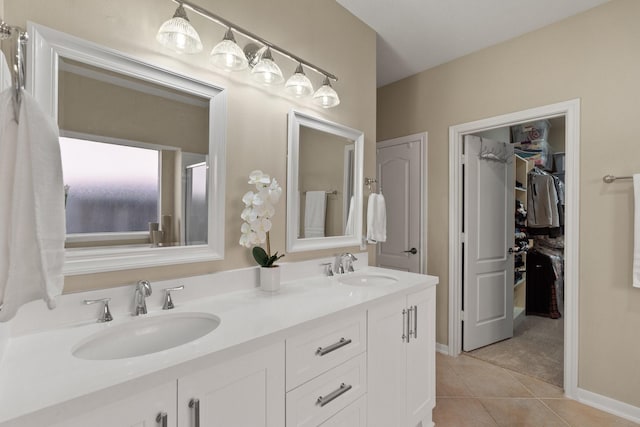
[171,0,338,81]
[603,174,633,183]
[303,190,338,195]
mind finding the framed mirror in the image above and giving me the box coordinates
[27,22,227,275]
[286,110,363,252]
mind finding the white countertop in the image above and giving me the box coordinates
[0,265,437,425]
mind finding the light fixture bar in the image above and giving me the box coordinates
[171,0,338,81]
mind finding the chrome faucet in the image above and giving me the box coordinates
[133,280,152,316]
[334,253,358,275]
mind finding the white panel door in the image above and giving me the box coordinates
[463,135,515,351]
[376,135,423,273]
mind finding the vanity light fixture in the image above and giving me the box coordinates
[285,63,314,98]
[313,77,340,108]
[251,47,284,85]
[156,3,203,54]
[210,28,248,71]
[157,0,340,107]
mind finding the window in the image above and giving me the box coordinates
[60,136,159,235]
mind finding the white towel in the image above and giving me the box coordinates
[633,175,640,288]
[0,89,66,321]
[367,193,387,243]
[344,196,355,235]
[304,191,326,238]
[0,51,10,91]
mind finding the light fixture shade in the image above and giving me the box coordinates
[284,64,314,97]
[210,28,248,71]
[251,48,284,85]
[156,4,203,54]
[313,77,340,108]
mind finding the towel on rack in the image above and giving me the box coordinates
[367,193,387,243]
[634,175,640,288]
[344,196,355,235]
[304,191,326,238]
[0,89,66,322]
[0,51,10,90]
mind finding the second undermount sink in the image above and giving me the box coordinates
[338,273,399,287]
[73,312,220,360]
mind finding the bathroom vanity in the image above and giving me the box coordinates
[0,258,437,427]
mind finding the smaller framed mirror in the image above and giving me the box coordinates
[286,110,363,252]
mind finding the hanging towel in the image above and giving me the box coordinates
[0,51,10,90]
[344,196,355,235]
[634,175,640,288]
[367,193,387,243]
[0,89,66,322]
[304,191,326,238]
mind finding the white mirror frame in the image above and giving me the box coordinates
[286,110,364,252]
[27,22,227,275]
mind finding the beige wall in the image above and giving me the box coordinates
[3,0,376,290]
[378,0,640,407]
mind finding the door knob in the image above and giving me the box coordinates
[403,248,417,255]
[508,247,515,254]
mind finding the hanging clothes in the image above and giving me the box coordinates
[527,167,562,236]
[526,249,561,319]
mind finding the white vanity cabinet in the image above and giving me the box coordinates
[48,381,177,427]
[177,341,285,427]
[367,287,436,427]
[285,312,368,427]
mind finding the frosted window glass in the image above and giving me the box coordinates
[185,162,208,245]
[60,137,159,233]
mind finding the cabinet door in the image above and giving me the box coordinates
[178,342,285,427]
[367,295,407,427]
[49,381,176,427]
[406,287,436,427]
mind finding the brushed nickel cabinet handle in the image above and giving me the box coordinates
[402,309,407,342]
[189,398,200,427]
[413,305,418,339]
[156,412,168,427]
[316,383,352,407]
[316,337,352,356]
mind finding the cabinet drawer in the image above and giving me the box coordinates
[286,311,366,390]
[286,353,367,427]
[319,395,367,427]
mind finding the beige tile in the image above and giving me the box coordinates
[510,371,565,398]
[437,365,473,397]
[542,399,640,427]
[480,398,567,427]
[433,398,499,426]
[452,358,534,398]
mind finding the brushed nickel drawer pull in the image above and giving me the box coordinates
[156,412,168,427]
[402,309,407,342]
[413,305,418,339]
[316,337,352,356]
[189,398,200,427]
[316,383,352,407]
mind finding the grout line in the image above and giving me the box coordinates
[538,398,572,426]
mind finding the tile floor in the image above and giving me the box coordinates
[434,353,639,426]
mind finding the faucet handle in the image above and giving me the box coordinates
[84,297,113,322]
[321,262,334,276]
[162,285,184,310]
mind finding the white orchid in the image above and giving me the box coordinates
[239,171,284,267]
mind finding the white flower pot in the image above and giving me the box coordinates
[260,266,280,292]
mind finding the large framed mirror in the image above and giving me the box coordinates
[27,23,227,275]
[286,110,363,252]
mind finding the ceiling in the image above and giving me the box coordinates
[335,0,611,87]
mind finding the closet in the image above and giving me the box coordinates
[467,117,566,387]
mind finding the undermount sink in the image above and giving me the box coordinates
[73,312,220,360]
[338,273,399,287]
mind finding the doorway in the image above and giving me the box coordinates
[448,100,580,398]
[466,118,566,387]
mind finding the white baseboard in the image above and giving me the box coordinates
[436,342,449,355]
[576,387,640,424]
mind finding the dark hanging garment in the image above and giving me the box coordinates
[526,250,561,319]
